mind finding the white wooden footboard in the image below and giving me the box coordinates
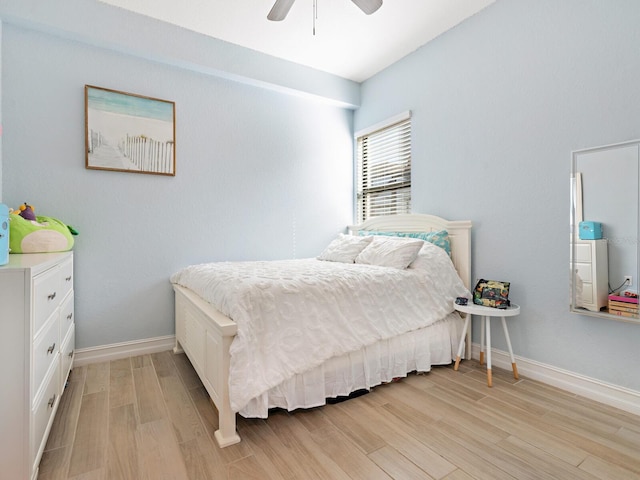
[173,284,241,447]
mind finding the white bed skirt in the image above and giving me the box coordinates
[240,311,464,418]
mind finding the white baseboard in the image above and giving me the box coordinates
[74,335,175,367]
[472,343,640,417]
[74,336,640,417]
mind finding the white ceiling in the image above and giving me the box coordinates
[99,0,495,82]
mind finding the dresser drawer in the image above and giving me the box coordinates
[581,282,594,304]
[60,325,75,389]
[60,292,74,342]
[33,313,60,399]
[32,360,60,470]
[59,257,74,302]
[575,242,592,263]
[575,262,593,283]
[33,266,61,336]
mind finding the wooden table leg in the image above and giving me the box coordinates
[500,316,519,380]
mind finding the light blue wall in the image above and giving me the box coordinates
[0,3,355,348]
[356,0,640,390]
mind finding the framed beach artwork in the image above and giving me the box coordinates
[85,85,176,176]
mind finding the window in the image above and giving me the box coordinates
[355,112,411,223]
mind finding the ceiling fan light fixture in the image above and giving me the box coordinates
[268,0,296,21]
[267,0,383,22]
[351,0,383,15]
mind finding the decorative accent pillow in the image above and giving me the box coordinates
[409,240,451,271]
[9,215,74,253]
[317,234,373,263]
[355,236,424,269]
[358,229,451,257]
[421,230,451,257]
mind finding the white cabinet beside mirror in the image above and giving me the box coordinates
[570,140,639,323]
[573,239,608,311]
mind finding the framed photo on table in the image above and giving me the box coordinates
[85,85,176,176]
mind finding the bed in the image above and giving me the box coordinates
[171,213,472,448]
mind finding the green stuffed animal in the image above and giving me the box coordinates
[10,203,77,253]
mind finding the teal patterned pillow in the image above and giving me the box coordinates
[420,230,451,257]
[359,229,451,257]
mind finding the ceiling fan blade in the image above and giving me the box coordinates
[351,0,383,15]
[268,0,296,21]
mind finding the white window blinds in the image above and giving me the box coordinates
[356,113,411,223]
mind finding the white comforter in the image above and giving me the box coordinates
[171,243,468,413]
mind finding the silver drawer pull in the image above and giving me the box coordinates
[47,343,56,354]
[47,292,57,301]
[47,394,56,409]
[65,276,72,282]
[67,313,73,320]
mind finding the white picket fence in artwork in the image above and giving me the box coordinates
[120,135,174,174]
[88,129,175,174]
[88,129,105,153]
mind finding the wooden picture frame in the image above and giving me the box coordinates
[85,85,176,176]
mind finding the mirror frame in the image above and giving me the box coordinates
[570,140,640,324]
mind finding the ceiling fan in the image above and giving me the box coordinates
[267,0,383,21]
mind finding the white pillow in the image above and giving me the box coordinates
[317,234,373,263]
[409,240,451,271]
[355,236,424,269]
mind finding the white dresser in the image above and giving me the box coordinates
[0,252,75,480]
[575,239,608,312]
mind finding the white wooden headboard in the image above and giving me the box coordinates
[349,213,472,291]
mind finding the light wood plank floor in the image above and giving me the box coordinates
[38,352,640,479]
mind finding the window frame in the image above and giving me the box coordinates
[354,111,412,224]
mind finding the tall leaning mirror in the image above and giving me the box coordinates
[570,140,640,324]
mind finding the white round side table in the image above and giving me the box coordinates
[453,302,520,387]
